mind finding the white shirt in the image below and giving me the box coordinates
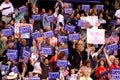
[115,9,120,18]
[80,76,93,80]
[0,2,14,16]
[57,14,64,27]
[98,19,106,24]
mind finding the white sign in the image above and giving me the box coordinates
[87,29,105,44]
[81,16,98,27]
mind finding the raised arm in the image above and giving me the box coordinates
[103,49,112,67]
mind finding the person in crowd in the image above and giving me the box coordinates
[95,59,108,80]
[0,0,14,24]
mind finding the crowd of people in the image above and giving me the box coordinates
[0,0,120,80]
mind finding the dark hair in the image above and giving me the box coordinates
[98,59,106,67]
[57,51,66,59]
[83,59,92,68]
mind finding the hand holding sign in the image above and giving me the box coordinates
[41,46,52,55]
[56,60,68,67]
[32,14,41,21]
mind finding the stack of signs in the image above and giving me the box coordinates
[104,43,118,55]
[111,68,120,80]
[68,33,80,41]
[48,72,60,80]
[43,30,54,38]
[2,29,13,37]
[19,25,30,38]
[96,5,104,11]
[6,49,18,60]
[32,31,42,39]
[64,8,73,14]
[41,46,52,55]
[81,16,98,27]
[82,5,90,11]
[58,48,69,55]
[11,66,18,73]
[14,23,33,38]
[64,24,75,33]
[47,15,55,22]
[87,29,105,44]
[56,60,68,67]
[58,36,68,43]
[32,14,41,21]
[22,50,31,58]
[19,6,26,13]
[27,77,40,80]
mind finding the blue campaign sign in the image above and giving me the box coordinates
[111,68,120,80]
[68,33,80,41]
[64,24,76,33]
[64,8,73,14]
[11,66,18,73]
[77,20,86,27]
[23,50,31,58]
[32,14,41,21]
[110,20,116,27]
[32,31,42,39]
[28,77,40,80]
[41,46,52,55]
[0,64,9,75]
[43,30,54,38]
[96,5,104,10]
[6,49,18,60]
[82,5,90,10]
[58,36,68,42]
[104,43,118,55]
[2,29,13,36]
[47,15,55,21]
[48,72,60,79]
[56,60,68,67]
[58,48,69,55]
[19,6,26,13]
[19,26,30,34]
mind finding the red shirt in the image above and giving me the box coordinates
[95,67,108,80]
[110,64,120,69]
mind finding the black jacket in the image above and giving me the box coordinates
[68,49,88,69]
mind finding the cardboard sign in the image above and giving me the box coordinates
[6,49,18,60]
[19,6,26,13]
[104,43,118,55]
[56,60,68,67]
[2,29,13,36]
[64,8,73,14]
[47,15,55,21]
[41,46,52,55]
[58,48,69,55]
[64,24,75,33]
[28,77,40,80]
[43,30,54,38]
[87,29,105,44]
[48,72,60,79]
[111,68,120,80]
[32,31,42,39]
[11,66,18,73]
[81,16,98,27]
[14,23,33,38]
[68,33,80,41]
[23,50,31,58]
[96,5,104,10]
[58,36,68,42]
[32,14,41,21]
[82,5,90,10]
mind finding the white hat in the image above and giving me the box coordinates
[7,72,17,80]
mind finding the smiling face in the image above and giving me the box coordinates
[114,58,120,66]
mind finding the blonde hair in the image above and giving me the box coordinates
[1,36,7,42]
